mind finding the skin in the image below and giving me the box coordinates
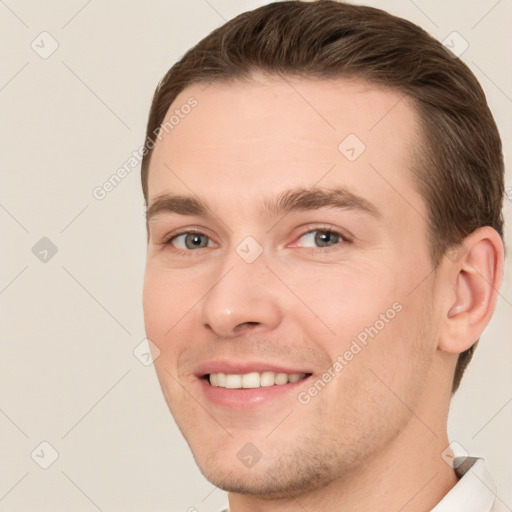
[143,75,503,511]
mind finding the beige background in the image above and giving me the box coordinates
[0,1,510,510]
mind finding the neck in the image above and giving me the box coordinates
[227,398,458,511]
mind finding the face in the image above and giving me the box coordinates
[143,75,440,497]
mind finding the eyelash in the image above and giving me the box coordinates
[162,225,350,256]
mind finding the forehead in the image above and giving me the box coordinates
[147,75,426,223]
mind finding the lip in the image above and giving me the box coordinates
[198,375,313,409]
[195,360,314,410]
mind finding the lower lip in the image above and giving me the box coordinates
[198,376,312,409]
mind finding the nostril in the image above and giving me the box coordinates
[234,321,261,333]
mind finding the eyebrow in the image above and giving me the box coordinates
[146,186,382,223]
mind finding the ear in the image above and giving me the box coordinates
[438,226,504,355]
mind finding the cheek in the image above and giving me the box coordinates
[286,262,399,349]
[142,271,167,343]
[143,267,199,387]
[143,265,201,338]
[295,264,433,400]
[304,302,434,450]
[338,294,435,414]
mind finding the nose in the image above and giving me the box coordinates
[199,248,283,338]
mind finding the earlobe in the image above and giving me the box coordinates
[438,227,503,355]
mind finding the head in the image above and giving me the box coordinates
[141,0,504,499]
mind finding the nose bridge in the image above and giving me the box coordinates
[199,239,282,337]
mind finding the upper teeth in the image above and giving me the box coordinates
[209,371,307,389]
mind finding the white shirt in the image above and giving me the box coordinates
[218,457,504,512]
[431,457,504,512]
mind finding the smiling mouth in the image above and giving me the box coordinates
[206,371,312,389]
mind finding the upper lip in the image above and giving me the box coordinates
[196,360,313,378]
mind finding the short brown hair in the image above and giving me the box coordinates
[140,0,504,393]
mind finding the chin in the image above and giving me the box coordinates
[191,444,339,500]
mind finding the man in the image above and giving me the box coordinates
[141,1,505,510]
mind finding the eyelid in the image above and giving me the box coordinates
[163,227,211,244]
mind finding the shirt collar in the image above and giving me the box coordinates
[430,457,497,512]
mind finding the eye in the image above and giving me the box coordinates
[167,232,214,250]
[296,228,347,249]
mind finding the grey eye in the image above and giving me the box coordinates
[172,233,211,249]
[299,230,342,248]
